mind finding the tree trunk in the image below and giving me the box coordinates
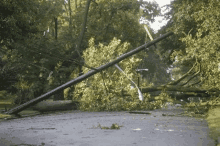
[141,85,209,93]
[75,0,77,9]
[68,0,72,30]
[53,90,64,101]
[74,0,91,61]
[54,17,58,40]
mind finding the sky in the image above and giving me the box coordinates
[143,0,173,32]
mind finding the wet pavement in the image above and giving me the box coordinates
[0,106,216,146]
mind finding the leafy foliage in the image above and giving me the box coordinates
[206,105,220,142]
[0,0,68,103]
[155,0,220,123]
[171,0,220,90]
[155,0,220,91]
[73,37,174,111]
[139,0,161,22]
[74,38,144,111]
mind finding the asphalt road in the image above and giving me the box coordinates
[0,107,215,146]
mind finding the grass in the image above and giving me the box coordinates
[0,107,41,120]
[182,99,220,145]
[206,106,220,145]
[0,101,14,108]
[0,100,14,119]
[0,113,12,119]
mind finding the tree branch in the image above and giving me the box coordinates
[180,62,201,86]
[75,0,91,59]
[167,61,198,85]
[68,0,72,30]
[187,80,202,87]
[75,0,77,9]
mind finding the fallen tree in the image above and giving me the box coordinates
[31,100,79,112]
[141,85,213,93]
[140,85,219,101]
[5,32,174,115]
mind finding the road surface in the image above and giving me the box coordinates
[0,106,215,146]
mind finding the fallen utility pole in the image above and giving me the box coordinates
[5,32,174,115]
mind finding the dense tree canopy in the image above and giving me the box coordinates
[0,0,163,105]
[154,0,220,92]
[0,0,69,102]
[168,0,220,91]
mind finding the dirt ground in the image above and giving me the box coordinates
[0,106,216,146]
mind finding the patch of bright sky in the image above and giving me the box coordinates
[139,0,175,78]
[141,0,173,33]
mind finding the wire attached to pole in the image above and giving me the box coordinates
[115,64,143,101]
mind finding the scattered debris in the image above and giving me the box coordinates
[90,123,123,130]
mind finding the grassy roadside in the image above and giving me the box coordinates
[0,101,14,119]
[182,101,220,146]
[206,107,220,146]
[0,99,79,120]
[0,107,41,120]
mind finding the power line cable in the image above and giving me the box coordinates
[11,43,100,71]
